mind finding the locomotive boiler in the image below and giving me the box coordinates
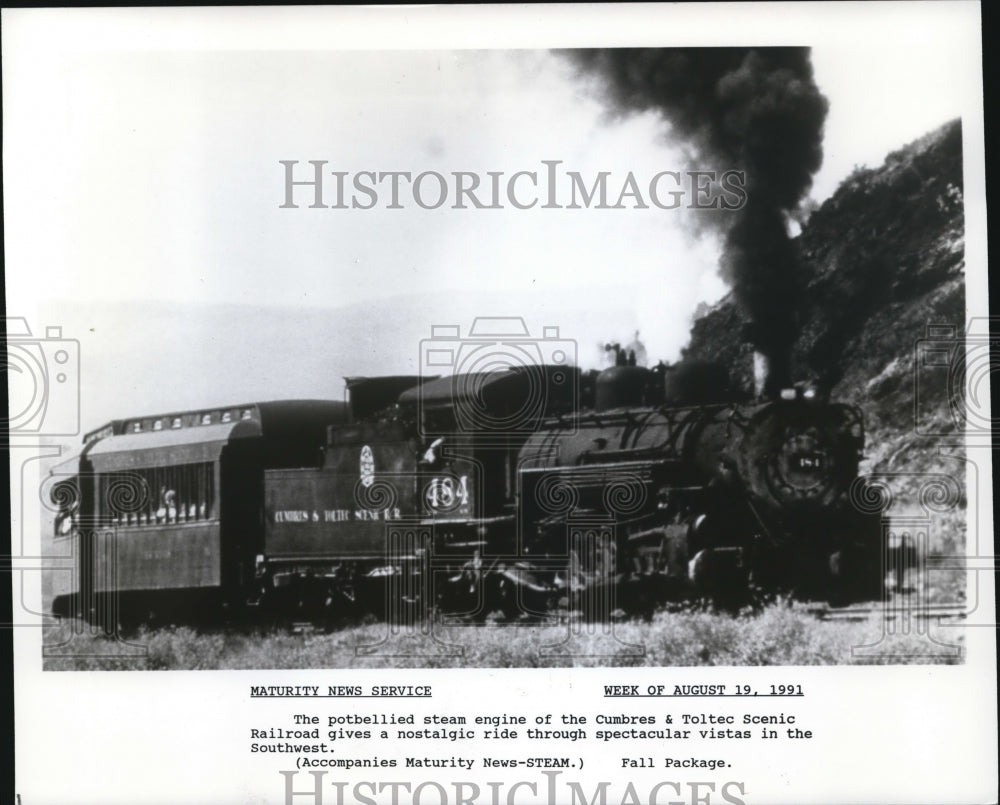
[514,361,883,611]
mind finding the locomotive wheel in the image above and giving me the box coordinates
[687,548,751,613]
[565,529,620,621]
[827,547,885,606]
[482,565,553,622]
[436,558,491,621]
[493,575,522,621]
[356,570,433,629]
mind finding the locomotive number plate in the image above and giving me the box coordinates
[794,453,825,470]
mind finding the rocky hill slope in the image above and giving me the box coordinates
[683,119,966,513]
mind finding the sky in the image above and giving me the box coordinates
[3,4,985,430]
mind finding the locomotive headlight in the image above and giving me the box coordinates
[802,388,817,400]
[780,388,796,401]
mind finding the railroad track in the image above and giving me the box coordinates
[285,595,971,631]
[811,600,968,622]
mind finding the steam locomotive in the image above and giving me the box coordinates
[48,349,889,628]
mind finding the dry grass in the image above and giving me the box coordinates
[42,602,964,671]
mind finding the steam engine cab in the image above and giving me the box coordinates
[258,367,581,615]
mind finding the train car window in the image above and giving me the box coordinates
[99,462,215,527]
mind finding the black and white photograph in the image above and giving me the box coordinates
[5,4,996,804]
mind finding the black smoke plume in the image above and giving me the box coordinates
[565,48,828,394]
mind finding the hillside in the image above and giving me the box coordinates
[683,119,966,515]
